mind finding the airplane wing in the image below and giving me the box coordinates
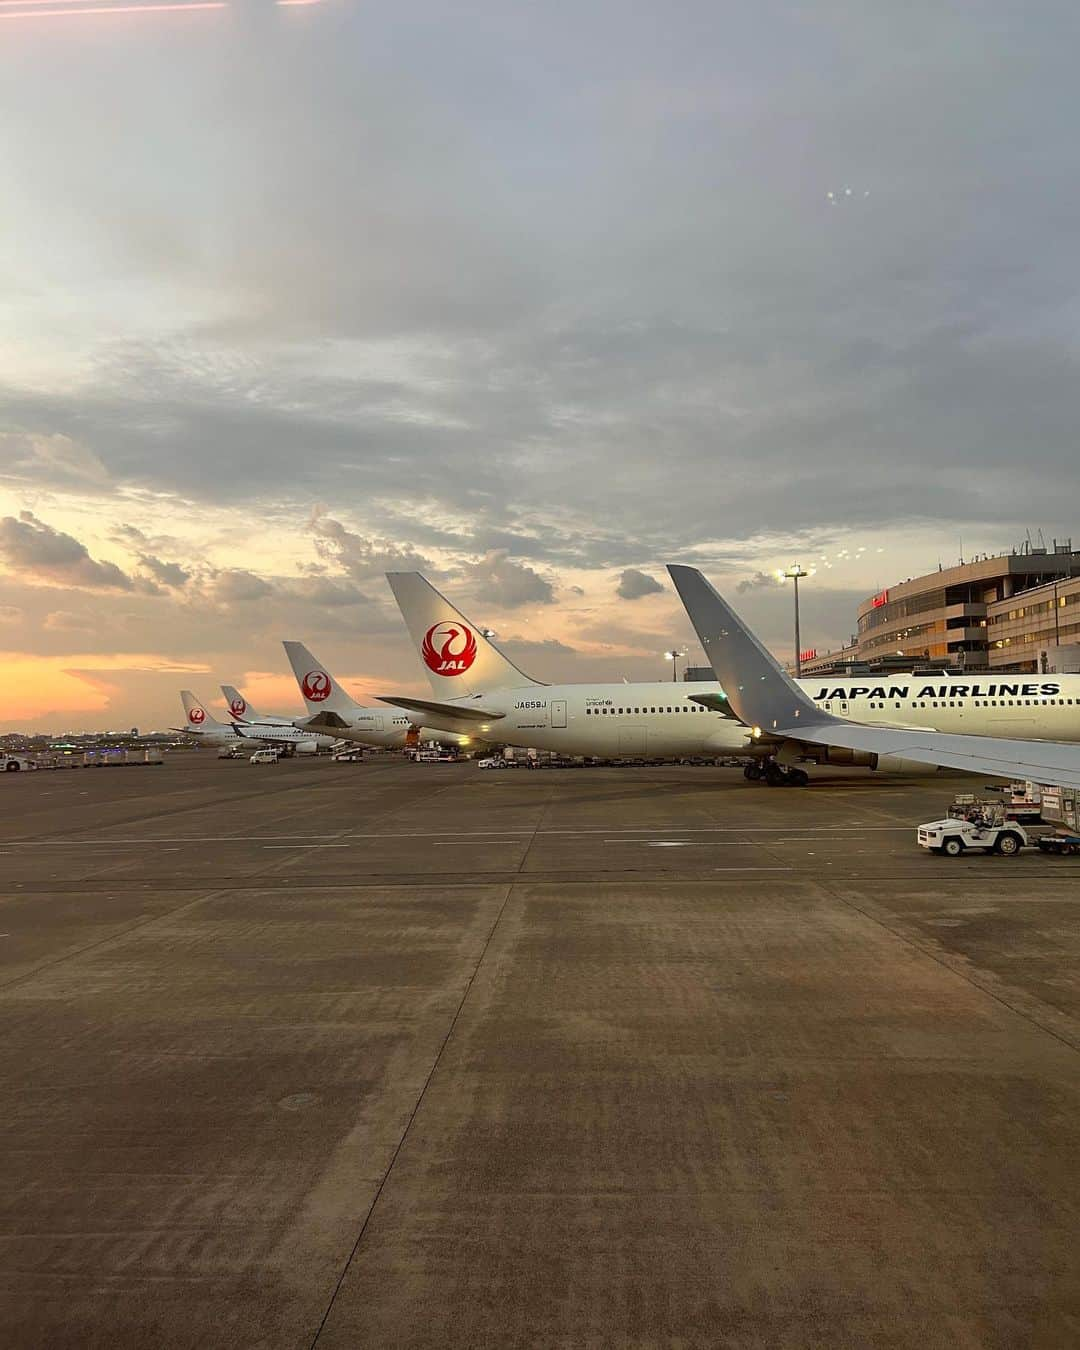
[668,563,1080,790]
[375,695,505,724]
[294,711,352,731]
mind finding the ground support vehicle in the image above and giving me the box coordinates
[918,804,1028,857]
[249,749,282,764]
[332,749,364,762]
[0,754,34,772]
[976,781,1043,824]
[1036,831,1080,856]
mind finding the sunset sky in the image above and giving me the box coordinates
[2,2,1078,731]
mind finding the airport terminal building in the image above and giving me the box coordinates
[805,541,1080,676]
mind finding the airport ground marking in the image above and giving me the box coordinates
[307,881,516,1348]
[816,880,1080,1057]
[0,886,232,994]
[0,825,912,846]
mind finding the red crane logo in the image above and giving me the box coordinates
[302,671,332,702]
[188,706,206,725]
[229,697,246,717]
[421,622,478,676]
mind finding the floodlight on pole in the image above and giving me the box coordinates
[664,649,685,683]
[778,562,813,678]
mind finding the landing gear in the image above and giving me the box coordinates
[743,759,809,786]
[759,760,810,787]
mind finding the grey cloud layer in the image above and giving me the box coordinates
[0,512,152,594]
[616,568,664,600]
[2,0,1079,682]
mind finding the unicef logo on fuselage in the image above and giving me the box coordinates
[302,671,332,702]
[422,622,478,676]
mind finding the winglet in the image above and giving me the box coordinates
[666,565,829,733]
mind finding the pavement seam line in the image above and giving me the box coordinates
[0,888,230,994]
[308,880,517,1349]
[0,768,468,994]
[0,757,421,848]
[818,881,1080,1056]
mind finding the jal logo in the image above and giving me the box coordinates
[188,707,206,725]
[422,622,478,677]
[302,670,332,702]
[229,697,246,717]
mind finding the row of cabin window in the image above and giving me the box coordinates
[585,705,705,715]
[824,699,1078,712]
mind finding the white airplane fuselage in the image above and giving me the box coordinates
[188,722,330,753]
[227,715,337,751]
[293,710,472,752]
[237,720,335,752]
[806,674,1080,739]
[387,673,1080,761]
[392,682,753,758]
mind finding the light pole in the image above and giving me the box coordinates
[664,649,685,682]
[780,563,811,677]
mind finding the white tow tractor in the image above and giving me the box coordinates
[918,801,1028,857]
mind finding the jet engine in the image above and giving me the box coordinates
[867,753,936,775]
[778,742,934,776]
[294,739,320,756]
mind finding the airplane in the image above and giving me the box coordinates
[283,641,472,752]
[220,685,291,727]
[379,571,756,762]
[666,565,1080,790]
[220,683,339,751]
[176,691,327,755]
[381,570,1080,785]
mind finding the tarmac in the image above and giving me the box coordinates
[2,753,1079,1349]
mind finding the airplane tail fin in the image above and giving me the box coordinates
[385,571,543,697]
[283,641,363,717]
[221,685,257,721]
[180,690,228,732]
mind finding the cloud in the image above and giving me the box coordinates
[308,508,435,585]
[459,549,555,608]
[283,576,371,608]
[615,568,664,600]
[211,569,273,604]
[44,610,96,632]
[0,433,110,488]
[4,2,1080,729]
[0,511,141,592]
[736,571,783,594]
[137,554,190,588]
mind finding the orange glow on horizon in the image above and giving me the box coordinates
[0,0,226,16]
[0,652,209,727]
